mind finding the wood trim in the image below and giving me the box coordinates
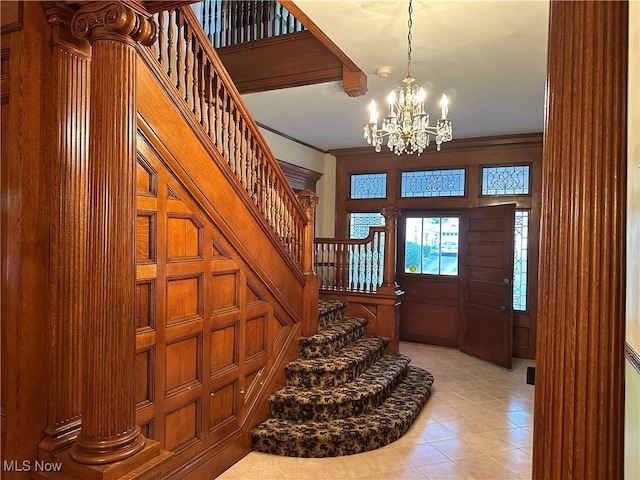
[330,132,543,158]
[281,0,362,75]
[216,30,343,95]
[278,160,322,192]
[0,0,24,35]
[627,342,640,375]
[532,1,627,479]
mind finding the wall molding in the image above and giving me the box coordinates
[626,341,640,375]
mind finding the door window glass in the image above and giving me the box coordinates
[404,216,459,276]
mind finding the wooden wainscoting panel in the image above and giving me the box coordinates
[135,127,300,477]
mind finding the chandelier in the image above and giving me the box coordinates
[364,0,453,155]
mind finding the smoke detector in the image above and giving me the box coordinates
[375,66,393,78]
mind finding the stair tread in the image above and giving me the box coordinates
[252,366,434,457]
[301,317,368,344]
[286,336,388,373]
[272,353,411,405]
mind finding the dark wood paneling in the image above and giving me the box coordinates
[334,134,542,359]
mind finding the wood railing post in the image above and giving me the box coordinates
[297,189,319,336]
[66,2,160,473]
[380,205,401,294]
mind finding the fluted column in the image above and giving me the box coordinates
[533,1,627,479]
[69,2,155,465]
[39,3,91,454]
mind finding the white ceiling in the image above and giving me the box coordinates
[240,0,550,153]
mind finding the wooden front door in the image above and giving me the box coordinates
[398,212,462,347]
[459,204,516,368]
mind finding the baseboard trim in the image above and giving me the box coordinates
[626,341,640,375]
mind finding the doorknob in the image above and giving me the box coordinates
[500,305,507,312]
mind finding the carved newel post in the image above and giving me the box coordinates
[297,189,320,336]
[69,2,155,465]
[380,205,401,293]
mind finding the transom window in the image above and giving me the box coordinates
[404,216,459,276]
[401,168,466,198]
[481,165,530,196]
[350,173,387,199]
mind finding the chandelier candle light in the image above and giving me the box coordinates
[364,0,453,155]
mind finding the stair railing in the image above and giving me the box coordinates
[314,206,401,294]
[315,227,385,293]
[147,6,308,269]
[195,0,306,49]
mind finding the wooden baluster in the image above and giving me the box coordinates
[183,21,191,105]
[192,39,200,117]
[213,74,220,150]
[240,118,247,189]
[156,12,165,68]
[167,10,174,80]
[175,10,183,94]
[199,48,206,124]
[205,62,213,136]
[213,0,220,47]
[221,87,228,158]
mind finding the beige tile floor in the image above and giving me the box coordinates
[216,342,535,480]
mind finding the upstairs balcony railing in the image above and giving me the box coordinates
[147,6,309,268]
[194,0,306,49]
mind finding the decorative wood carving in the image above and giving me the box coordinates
[69,1,157,466]
[533,1,627,479]
[39,3,91,454]
[380,205,401,291]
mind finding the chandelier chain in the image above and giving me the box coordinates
[407,0,413,78]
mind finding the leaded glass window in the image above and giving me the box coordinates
[513,210,529,311]
[404,216,459,276]
[350,173,387,199]
[400,169,466,197]
[349,212,385,239]
[482,165,530,195]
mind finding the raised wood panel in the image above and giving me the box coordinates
[167,215,202,261]
[166,275,203,325]
[136,280,155,330]
[136,348,153,406]
[164,400,200,452]
[210,324,238,376]
[137,156,157,197]
[134,121,300,475]
[137,211,156,264]
[165,335,201,395]
[208,382,237,432]
[211,270,240,313]
[401,302,459,345]
[245,314,267,361]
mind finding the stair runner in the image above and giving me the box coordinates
[252,299,434,457]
